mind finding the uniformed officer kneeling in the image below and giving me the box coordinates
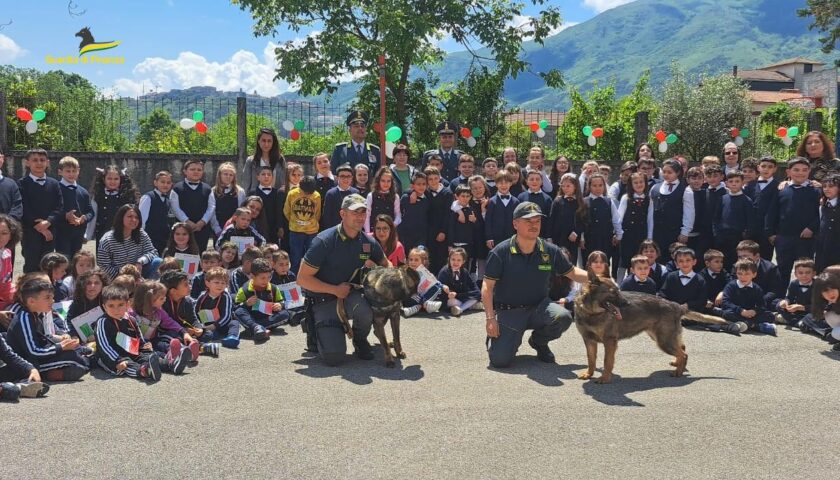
[483,202,590,368]
[297,193,391,366]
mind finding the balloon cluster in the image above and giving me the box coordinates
[729,127,750,146]
[180,111,208,134]
[654,129,678,153]
[581,125,604,146]
[460,126,482,148]
[776,126,799,147]
[16,108,47,134]
[282,119,305,141]
[530,119,549,138]
[384,125,403,159]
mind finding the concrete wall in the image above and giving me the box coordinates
[801,69,838,108]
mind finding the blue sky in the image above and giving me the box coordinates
[0,0,635,97]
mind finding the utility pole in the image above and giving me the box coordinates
[378,54,386,169]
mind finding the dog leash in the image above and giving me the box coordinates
[335,268,366,339]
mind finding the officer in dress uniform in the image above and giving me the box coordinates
[297,194,392,366]
[330,111,382,173]
[420,121,464,182]
[483,202,590,368]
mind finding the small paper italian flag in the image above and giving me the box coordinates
[198,309,220,325]
[178,258,198,276]
[116,332,140,355]
[252,299,274,314]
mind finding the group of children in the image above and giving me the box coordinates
[1,140,839,402]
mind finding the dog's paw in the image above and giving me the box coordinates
[396,351,406,359]
[577,371,593,380]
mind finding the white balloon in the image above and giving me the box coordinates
[658,141,668,153]
[385,141,396,159]
[180,118,196,130]
[282,120,294,132]
[734,136,744,146]
[25,120,38,134]
[466,136,477,147]
[782,136,793,146]
[587,135,597,146]
[536,128,546,138]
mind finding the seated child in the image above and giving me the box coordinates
[619,255,657,295]
[194,267,240,349]
[776,258,815,329]
[159,270,218,358]
[0,214,21,310]
[215,207,266,250]
[40,252,70,303]
[586,251,611,280]
[230,246,262,294]
[66,269,109,339]
[219,241,240,270]
[190,250,222,299]
[806,269,840,349]
[401,247,443,317]
[0,333,49,401]
[721,259,777,336]
[61,250,95,298]
[7,276,90,382]
[133,280,209,363]
[269,250,306,326]
[233,258,289,342]
[438,248,480,317]
[638,240,669,290]
[699,249,730,314]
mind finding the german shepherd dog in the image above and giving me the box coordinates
[574,271,728,383]
[338,266,420,367]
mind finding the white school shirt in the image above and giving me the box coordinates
[208,186,247,235]
[617,193,654,240]
[650,180,695,238]
[585,194,624,240]
[170,182,214,224]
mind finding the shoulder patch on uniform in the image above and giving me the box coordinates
[335,142,349,147]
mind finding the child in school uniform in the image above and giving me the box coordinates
[353,163,371,198]
[269,249,306,326]
[714,171,753,271]
[284,176,321,274]
[776,258,815,328]
[87,165,139,248]
[619,255,657,295]
[448,184,478,264]
[159,270,213,357]
[62,250,95,299]
[803,271,840,348]
[313,152,336,201]
[139,170,177,256]
[650,159,694,264]
[162,222,201,258]
[485,171,519,251]
[209,162,247,241]
[55,156,94,259]
[746,157,779,261]
[581,173,622,270]
[233,258,289,342]
[321,164,359,231]
[19,149,63,273]
[518,170,552,237]
[219,241,240,271]
[699,249,729,315]
[766,157,820,282]
[171,159,214,251]
[449,154,475,190]
[426,166,453,275]
[40,253,70,302]
[194,267,240,349]
[638,240,668,290]
[0,214,21,309]
[548,173,583,266]
[617,172,653,280]
[0,333,49,401]
[721,259,777,336]
[438,248,480,317]
[398,171,430,253]
[504,162,525,197]
[400,247,444,317]
[364,167,400,233]
[482,158,498,196]
[190,250,222,299]
[7,277,89,381]
[249,166,285,245]
[686,167,712,266]
[229,246,262,294]
[608,161,636,206]
[132,280,203,366]
[216,207,266,251]
[468,175,490,281]
[815,174,840,271]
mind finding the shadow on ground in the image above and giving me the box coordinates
[581,370,735,407]
[487,358,586,387]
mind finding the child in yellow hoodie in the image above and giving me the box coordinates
[283,175,321,273]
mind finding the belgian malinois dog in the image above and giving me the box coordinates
[574,270,728,383]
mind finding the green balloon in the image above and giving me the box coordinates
[32,109,46,122]
[539,119,549,129]
[740,128,750,139]
[294,120,305,131]
[385,126,402,142]
[582,125,593,137]
[193,111,204,122]
[385,121,395,129]
[666,133,678,144]
[787,126,799,137]
[471,127,482,138]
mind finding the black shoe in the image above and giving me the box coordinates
[353,337,375,361]
[146,355,162,382]
[833,342,840,351]
[826,333,840,345]
[171,347,192,375]
[0,382,21,402]
[720,322,743,336]
[528,336,555,363]
[253,326,270,343]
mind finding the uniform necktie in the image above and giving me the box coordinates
[668,182,675,192]
[500,195,510,200]
[188,182,200,188]
[67,185,77,190]
[106,189,118,196]
[356,145,362,157]
[35,178,46,184]
[757,180,768,184]
[454,271,460,282]
[679,274,691,279]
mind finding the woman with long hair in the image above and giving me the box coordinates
[96,204,162,280]
[242,128,285,193]
[795,130,840,183]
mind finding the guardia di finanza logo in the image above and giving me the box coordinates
[45,27,124,65]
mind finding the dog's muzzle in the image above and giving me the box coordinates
[603,301,623,321]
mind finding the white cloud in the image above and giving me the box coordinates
[582,0,636,13]
[0,33,26,63]
[548,21,579,37]
[112,41,291,97]
[508,15,578,38]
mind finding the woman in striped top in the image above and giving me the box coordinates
[97,204,162,280]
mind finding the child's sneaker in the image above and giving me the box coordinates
[720,322,743,336]
[833,342,840,351]
[471,301,484,311]
[201,342,220,357]
[758,322,777,336]
[17,381,49,398]
[402,305,421,317]
[253,325,269,343]
[423,300,442,313]
[170,347,192,375]
[167,338,183,363]
[450,305,462,317]
[773,313,786,325]
[188,341,201,362]
[0,382,21,402]
[221,335,240,349]
[146,355,162,381]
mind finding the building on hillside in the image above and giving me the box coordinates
[734,57,838,112]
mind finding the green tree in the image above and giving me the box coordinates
[659,64,752,162]
[135,109,177,146]
[234,0,564,132]
[798,0,840,66]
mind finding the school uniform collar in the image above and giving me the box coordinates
[59,179,78,188]
[706,269,722,279]
[736,280,754,289]
[317,172,335,181]
[678,271,696,280]
[586,193,608,200]
[258,184,273,192]
[337,185,352,192]
[527,189,542,195]
[632,193,646,199]
[429,184,444,194]
[828,198,838,207]
[186,181,201,189]
[799,282,812,288]
[660,181,679,193]
[29,173,48,183]
[0,172,4,181]
[633,275,649,283]
[154,188,170,199]
[790,180,811,189]
[709,184,725,192]
[729,190,744,196]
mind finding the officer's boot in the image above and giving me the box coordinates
[352,331,374,360]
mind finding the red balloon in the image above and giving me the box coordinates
[776,127,787,138]
[16,108,32,122]
[460,127,472,138]
[655,129,666,143]
[593,127,604,138]
[290,129,301,141]
[195,122,208,134]
[373,122,382,134]
[530,122,539,132]
[730,127,740,138]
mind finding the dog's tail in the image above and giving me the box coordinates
[682,310,729,325]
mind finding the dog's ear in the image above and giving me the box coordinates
[587,268,600,285]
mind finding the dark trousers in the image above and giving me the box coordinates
[233,306,289,332]
[688,234,712,271]
[430,238,448,277]
[55,227,85,260]
[722,310,775,329]
[22,226,54,273]
[715,231,743,271]
[194,225,212,252]
[774,235,814,283]
[0,363,30,382]
[206,320,241,340]
[487,297,573,368]
[311,291,373,366]
[779,310,809,325]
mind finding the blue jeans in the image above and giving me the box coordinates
[289,232,315,275]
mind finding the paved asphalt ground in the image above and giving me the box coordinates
[1,246,838,479]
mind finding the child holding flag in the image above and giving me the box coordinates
[194,267,240,349]
[233,258,289,343]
